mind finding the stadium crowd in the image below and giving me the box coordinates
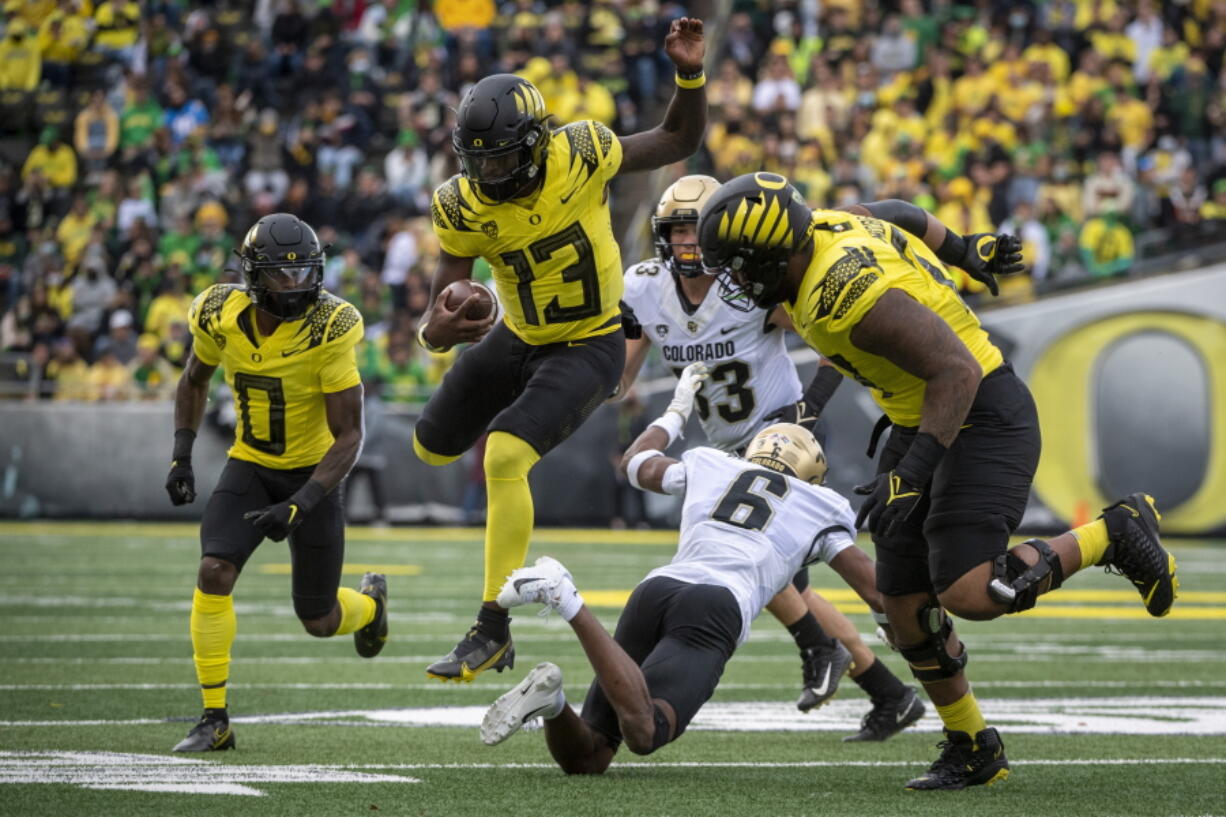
[1,0,1225,402]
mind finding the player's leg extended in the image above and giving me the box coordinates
[174,460,266,752]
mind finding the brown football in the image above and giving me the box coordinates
[441,280,495,320]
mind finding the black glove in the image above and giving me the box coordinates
[620,300,643,340]
[938,232,1024,296]
[762,398,821,431]
[244,480,326,542]
[165,428,197,506]
[854,432,946,538]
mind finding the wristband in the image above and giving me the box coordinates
[627,449,663,491]
[416,322,448,353]
[936,229,968,266]
[895,431,947,485]
[649,410,686,445]
[291,479,328,516]
[675,70,705,89]
[172,428,196,464]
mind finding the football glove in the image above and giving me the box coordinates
[244,480,326,542]
[619,300,643,340]
[165,460,196,506]
[854,432,946,538]
[955,233,1024,296]
[666,361,709,422]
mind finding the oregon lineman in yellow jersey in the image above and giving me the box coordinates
[698,174,1179,790]
[413,18,708,683]
[164,214,388,752]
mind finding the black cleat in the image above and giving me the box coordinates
[1098,493,1178,617]
[172,713,235,752]
[426,626,514,683]
[796,641,854,712]
[843,686,926,742]
[354,572,388,658]
[905,727,1009,790]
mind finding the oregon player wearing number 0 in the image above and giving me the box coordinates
[164,213,388,752]
[413,18,708,683]
[697,173,1180,789]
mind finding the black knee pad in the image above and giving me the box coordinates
[791,568,810,594]
[987,538,1064,613]
[897,603,968,682]
[293,592,335,622]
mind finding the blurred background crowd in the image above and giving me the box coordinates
[1,0,1225,404]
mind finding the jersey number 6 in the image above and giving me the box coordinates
[501,221,601,326]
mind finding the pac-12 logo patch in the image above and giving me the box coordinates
[482,221,499,239]
[656,325,669,338]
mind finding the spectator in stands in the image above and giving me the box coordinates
[74,91,120,179]
[22,128,76,197]
[93,308,136,364]
[163,84,209,147]
[37,8,88,88]
[1083,151,1136,219]
[144,272,191,344]
[384,130,429,212]
[1080,210,1135,278]
[871,15,917,79]
[129,332,176,399]
[54,194,95,270]
[752,51,801,115]
[0,19,41,91]
[92,0,141,68]
[86,344,131,400]
[1202,178,1226,221]
[48,336,88,400]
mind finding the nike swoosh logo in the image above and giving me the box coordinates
[560,185,583,204]
[897,700,917,723]
[719,326,736,335]
[808,664,834,697]
[513,578,538,591]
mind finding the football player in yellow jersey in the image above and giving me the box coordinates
[163,214,388,752]
[697,173,1180,790]
[413,18,708,682]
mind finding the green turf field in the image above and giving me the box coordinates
[2,521,1224,817]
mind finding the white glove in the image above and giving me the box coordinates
[666,361,709,422]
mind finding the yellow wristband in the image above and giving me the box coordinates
[416,322,448,354]
[675,71,706,89]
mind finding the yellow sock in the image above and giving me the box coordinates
[1072,519,1110,568]
[482,431,541,601]
[333,587,376,635]
[935,691,988,738]
[190,588,236,710]
[413,429,461,466]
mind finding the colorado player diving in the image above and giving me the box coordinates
[480,398,906,767]
[616,176,920,738]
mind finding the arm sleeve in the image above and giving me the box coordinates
[186,288,222,366]
[319,304,364,393]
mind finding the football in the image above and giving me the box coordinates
[441,279,496,320]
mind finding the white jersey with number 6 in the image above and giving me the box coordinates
[645,447,857,644]
[623,259,802,451]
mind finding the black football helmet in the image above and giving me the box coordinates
[697,172,814,311]
[237,213,325,321]
[452,74,549,204]
[652,175,722,278]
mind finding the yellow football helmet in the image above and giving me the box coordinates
[744,422,828,485]
[653,174,722,277]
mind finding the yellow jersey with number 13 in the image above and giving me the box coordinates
[430,119,625,346]
[783,212,1003,427]
[188,284,364,469]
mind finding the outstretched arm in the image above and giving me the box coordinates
[846,200,1023,295]
[617,18,707,174]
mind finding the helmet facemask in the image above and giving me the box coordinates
[704,249,792,312]
[244,260,324,321]
[454,120,547,204]
[655,218,704,278]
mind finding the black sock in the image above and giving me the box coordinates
[786,612,837,651]
[204,707,228,722]
[852,657,907,701]
[476,606,510,640]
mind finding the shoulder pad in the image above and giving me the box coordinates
[294,292,348,352]
[326,302,362,344]
[192,284,242,334]
[560,121,602,174]
[431,175,478,233]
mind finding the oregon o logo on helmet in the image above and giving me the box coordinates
[753,172,788,189]
[472,138,483,147]
[286,251,297,260]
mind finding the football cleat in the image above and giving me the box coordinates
[354,572,388,658]
[1098,493,1178,617]
[843,686,925,742]
[905,727,1010,790]
[481,661,565,746]
[796,640,854,712]
[172,713,235,752]
[496,556,582,617]
[426,627,514,683]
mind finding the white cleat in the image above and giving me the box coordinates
[481,661,565,746]
[496,556,580,616]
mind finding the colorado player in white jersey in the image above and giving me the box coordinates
[478,409,922,769]
[617,177,918,735]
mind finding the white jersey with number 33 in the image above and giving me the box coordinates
[645,447,857,644]
[623,259,802,451]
